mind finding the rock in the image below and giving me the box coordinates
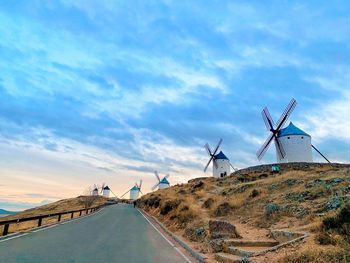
[209,238,224,252]
[202,197,214,209]
[209,220,241,239]
[214,202,233,217]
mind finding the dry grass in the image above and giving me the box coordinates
[138,163,350,262]
[0,196,108,235]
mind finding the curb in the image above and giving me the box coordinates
[140,209,206,263]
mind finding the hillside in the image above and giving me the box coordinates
[0,195,110,235]
[0,195,108,222]
[138,163,350,263]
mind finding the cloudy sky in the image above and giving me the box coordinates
[1,1,350,211]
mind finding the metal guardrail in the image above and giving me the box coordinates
[0,205,105,236]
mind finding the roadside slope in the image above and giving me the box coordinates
[138,163,350,262]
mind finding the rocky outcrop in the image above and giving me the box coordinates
[209,220,241,239]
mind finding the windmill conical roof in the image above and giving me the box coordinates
[277,122,310,138]
[160,177,170,185]
[103,186,110,190]
[214,151,229,160]
[130,185,139,191]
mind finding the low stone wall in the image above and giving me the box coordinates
[230,162,350,178]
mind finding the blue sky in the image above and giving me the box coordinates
[1,1,350,210]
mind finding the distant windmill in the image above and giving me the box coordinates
[204,139,236,178]
[257,98,330,163]
[151,171,170,191]
[102,185,111,198]
[92,185,99,196]
[120,180,143,200]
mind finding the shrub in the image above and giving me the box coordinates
[160,200,180,215]
[213,202,233,217]
[321,204,350,243]
[202,198,214,209]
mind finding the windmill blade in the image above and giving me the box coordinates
[151,182,160,191]
[312,145,331,163]
[229,162,238,171]
[100,182,106,193]
[120,189,130,199]
[204,143,213,157]
[164,173,170,179]
[109,189,118,198]
[212,138,223,156]
[139,189,143,195]
[273,136,286,159]
[204,154,215,172]
[154,171,160,182]
[257,133,274,160]
[138,180,143,190]
[275,98,297,131]
[262,107,275,131]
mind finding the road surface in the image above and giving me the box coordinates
[0,204,191,263]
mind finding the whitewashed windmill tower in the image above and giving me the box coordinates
[92,185,99,196]
[151,171,170,191]
[120,180,143,200]
[204,139,236,178]
[257,98,330,163]
[102,185,110,197]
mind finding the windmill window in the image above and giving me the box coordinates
[287,137,290,139]
[301,136,304,139]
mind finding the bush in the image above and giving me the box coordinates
[202,198,214,209]
[213,202,233,217]
[264,203,280,217]
[160,200,180,215]
[321,204,350,243]
[249,189,260,198]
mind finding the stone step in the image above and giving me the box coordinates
[227,246,254,257]
[215,253,247,263]
[223,239,279,247]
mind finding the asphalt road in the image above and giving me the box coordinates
[0,204,190,263]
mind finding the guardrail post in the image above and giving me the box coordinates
[58,215,61,222]
[38,218,42,227]
[86,209,88,214]
[3,224,9,236]
[71,212,74,219]
[79,211,82,216]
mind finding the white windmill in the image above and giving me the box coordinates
[151,171,170,191]
[120,180,143,200]
[92,185,99,196]
[204,139,236,178]
[257,98,330,163]
[102,185,110,198]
